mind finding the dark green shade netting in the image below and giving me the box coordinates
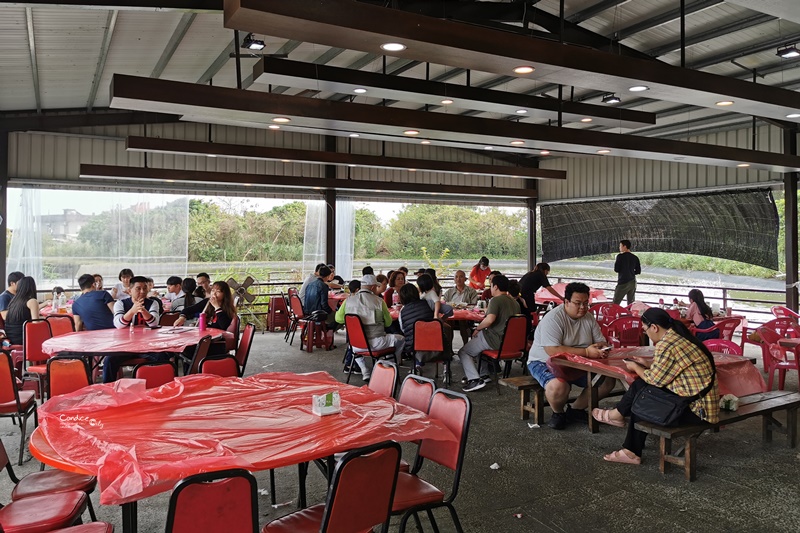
[541,189,779,270]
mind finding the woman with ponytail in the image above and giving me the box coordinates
[592,308,718,464]
[686,289,719,341]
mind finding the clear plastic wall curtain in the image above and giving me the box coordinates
[302,199,356,280]
[6,188,189,290]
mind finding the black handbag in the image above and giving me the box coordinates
[631,351,716,426]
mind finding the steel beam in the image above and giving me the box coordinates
[610,0,722,40]
[785,127,799,310]
[24,8,41,113]
[0,109,180,132]
[151,12,196,78]
[568,0,631,23]
[644,13,774,57]
[324,136,336,265]
[196,30,246,85]
[87,10,118,111]
[0,1,223,11]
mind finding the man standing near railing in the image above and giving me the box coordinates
[613,240,641,306]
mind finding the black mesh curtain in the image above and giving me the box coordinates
[541,189,779,269]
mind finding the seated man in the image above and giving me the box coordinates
[335,275,404,381]
[304,265,338,332]
[105,276,163,383]
[165,276,184,303]
[71,273,114,331]
[481,271,502,301]
[527,282,616,430]
[443,269,479,344]
[0,271,24,322]
[458,275,520,393]
[326,264,344,290]
[299,263,326,301]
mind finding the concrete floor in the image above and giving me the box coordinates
[1,331,798,533]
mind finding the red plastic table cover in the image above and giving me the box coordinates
[550,346,767,397]
[33,372,456,505]
[41,327,231,356]
[389,307,485,321]
[535,282,606,304]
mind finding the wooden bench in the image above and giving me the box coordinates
[498,376,544,423]
[635,390,800,481]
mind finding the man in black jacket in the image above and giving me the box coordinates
[613,240,641,305]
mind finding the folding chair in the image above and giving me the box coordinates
[165,469,258,533]
[0,438,98,522]
[46,315,76,337]
[0,491,88,533]
[184,335,213,375]
[0,352,38,465]
[199,355,240,377]
[413,319,451,385]
[233,323,255,377]
[133,362,176,389]
[21,319,53,400]
[47,357,91,399]
[369,361,398,398]
[264,441,401,533]
[344,314,397,384]
[391,389,471,533]
[396,374,436,473]
[479,315,528,393]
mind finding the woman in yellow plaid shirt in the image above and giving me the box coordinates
[593,307,719,464]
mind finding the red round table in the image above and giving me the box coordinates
[41,327,232,357]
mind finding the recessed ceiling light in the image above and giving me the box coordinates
[207,154,217,158]
[516,109,527,114]
[510,140,525,146]
[353,88,367,94]
[166,179,175,183]
[348,164,356,168]
[597,149,611,154]
[629,85,649,92]
[580,118,593,123]
[272,117,291,123]
[539,150,550,156]
[280,159,291,163]
[381,42,407,52]
[787,113,800,118]
[268,125,281,130]
[243,183,252,187]
[513,66,535,74]
[484,146,493,150]
[440,99,454,105]
[408,168,417,172]
[737,163,750,168]
[403,129,420,135]
[716,100,734,106]
[349,133,360,137]
[420,140,431,145]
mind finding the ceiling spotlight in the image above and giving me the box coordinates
[268,125,281,130]
[715,100,734,106]
[629,85,649,92]
[516,109,527,114]
[440,99,454,105]
[403,129,420,135]
[272,117,291,123]
[353,88,367,94]
[737,163,750,168]
[580,118,593,123]
[787,113,800,119]
[420,140,431,145]
[349,133,360,137]
[513,66,535,74]
[602,93,621,104]
[539,150,550,156]
[510,140,525,146]
[597,149,611,154]
[777,43,800,59]
[381,42,407,52]
[484,146,493,150]
[242,33,266,51]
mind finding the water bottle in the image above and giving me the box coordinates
[392,291,400,306]
[52,291,58,310]
[198,312,207,331]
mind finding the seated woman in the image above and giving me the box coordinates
[383,270,406,307]
[111,268,133,300]
[174,281,237,357]
[375,274,388,296]
[592,308,718,465]
[686,289,719,341]
[4,277,40,345]
[417,274,441,317]
[398,284,434,367]
[171,278,197,313]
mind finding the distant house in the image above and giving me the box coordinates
[41,209,90,242]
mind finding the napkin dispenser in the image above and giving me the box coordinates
[312,391,341,416]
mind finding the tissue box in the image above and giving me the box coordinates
[312,391,341,416]
[719,394,739,411]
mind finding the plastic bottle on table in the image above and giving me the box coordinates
[392,291,400,306]
[198,312,207,331]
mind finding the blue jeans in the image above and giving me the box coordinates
[527,360,588,389]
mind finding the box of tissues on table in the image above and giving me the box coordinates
[312,391,341,416]
[719,394,739,411]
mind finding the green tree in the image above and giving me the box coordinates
[354,208,384,258]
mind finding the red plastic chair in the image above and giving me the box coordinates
[757,326,800,391]
[694,317,741,342]
[165,469,258,533]
[605,315,643,348]
[233,323,255,377]
[703,339,743,356]
[288,294,328,353]
[396,374,436,473]
[133,362,176,389]
[413,319,451,385]
[741,317,798,370]
[0,352,38,465]
[344,314,397,384]
[479,315,528,393]
[46,315,76,337]
[369,361,398,398]
[225,314,240,352]
[0,491,88,533]
[199,355,240,378]
[771,305,800,321]
[47,357,91,399]
[1,438,98,522]
[263,441,401,533]
[594,303,630,331]
[185,335,213,375]
[160,312,181,326]
[390,389,471,533]
[22,319,53,400]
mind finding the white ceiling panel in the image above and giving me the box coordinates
[158,13,233,84]
[0,7,36,111]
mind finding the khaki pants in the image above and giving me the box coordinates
[613,279,637,306]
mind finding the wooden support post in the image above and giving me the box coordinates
[0,131,7,288]
[785,127,799,311]
[527,197,537,270]
[588,371,599,433]
[324,136,337,265]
